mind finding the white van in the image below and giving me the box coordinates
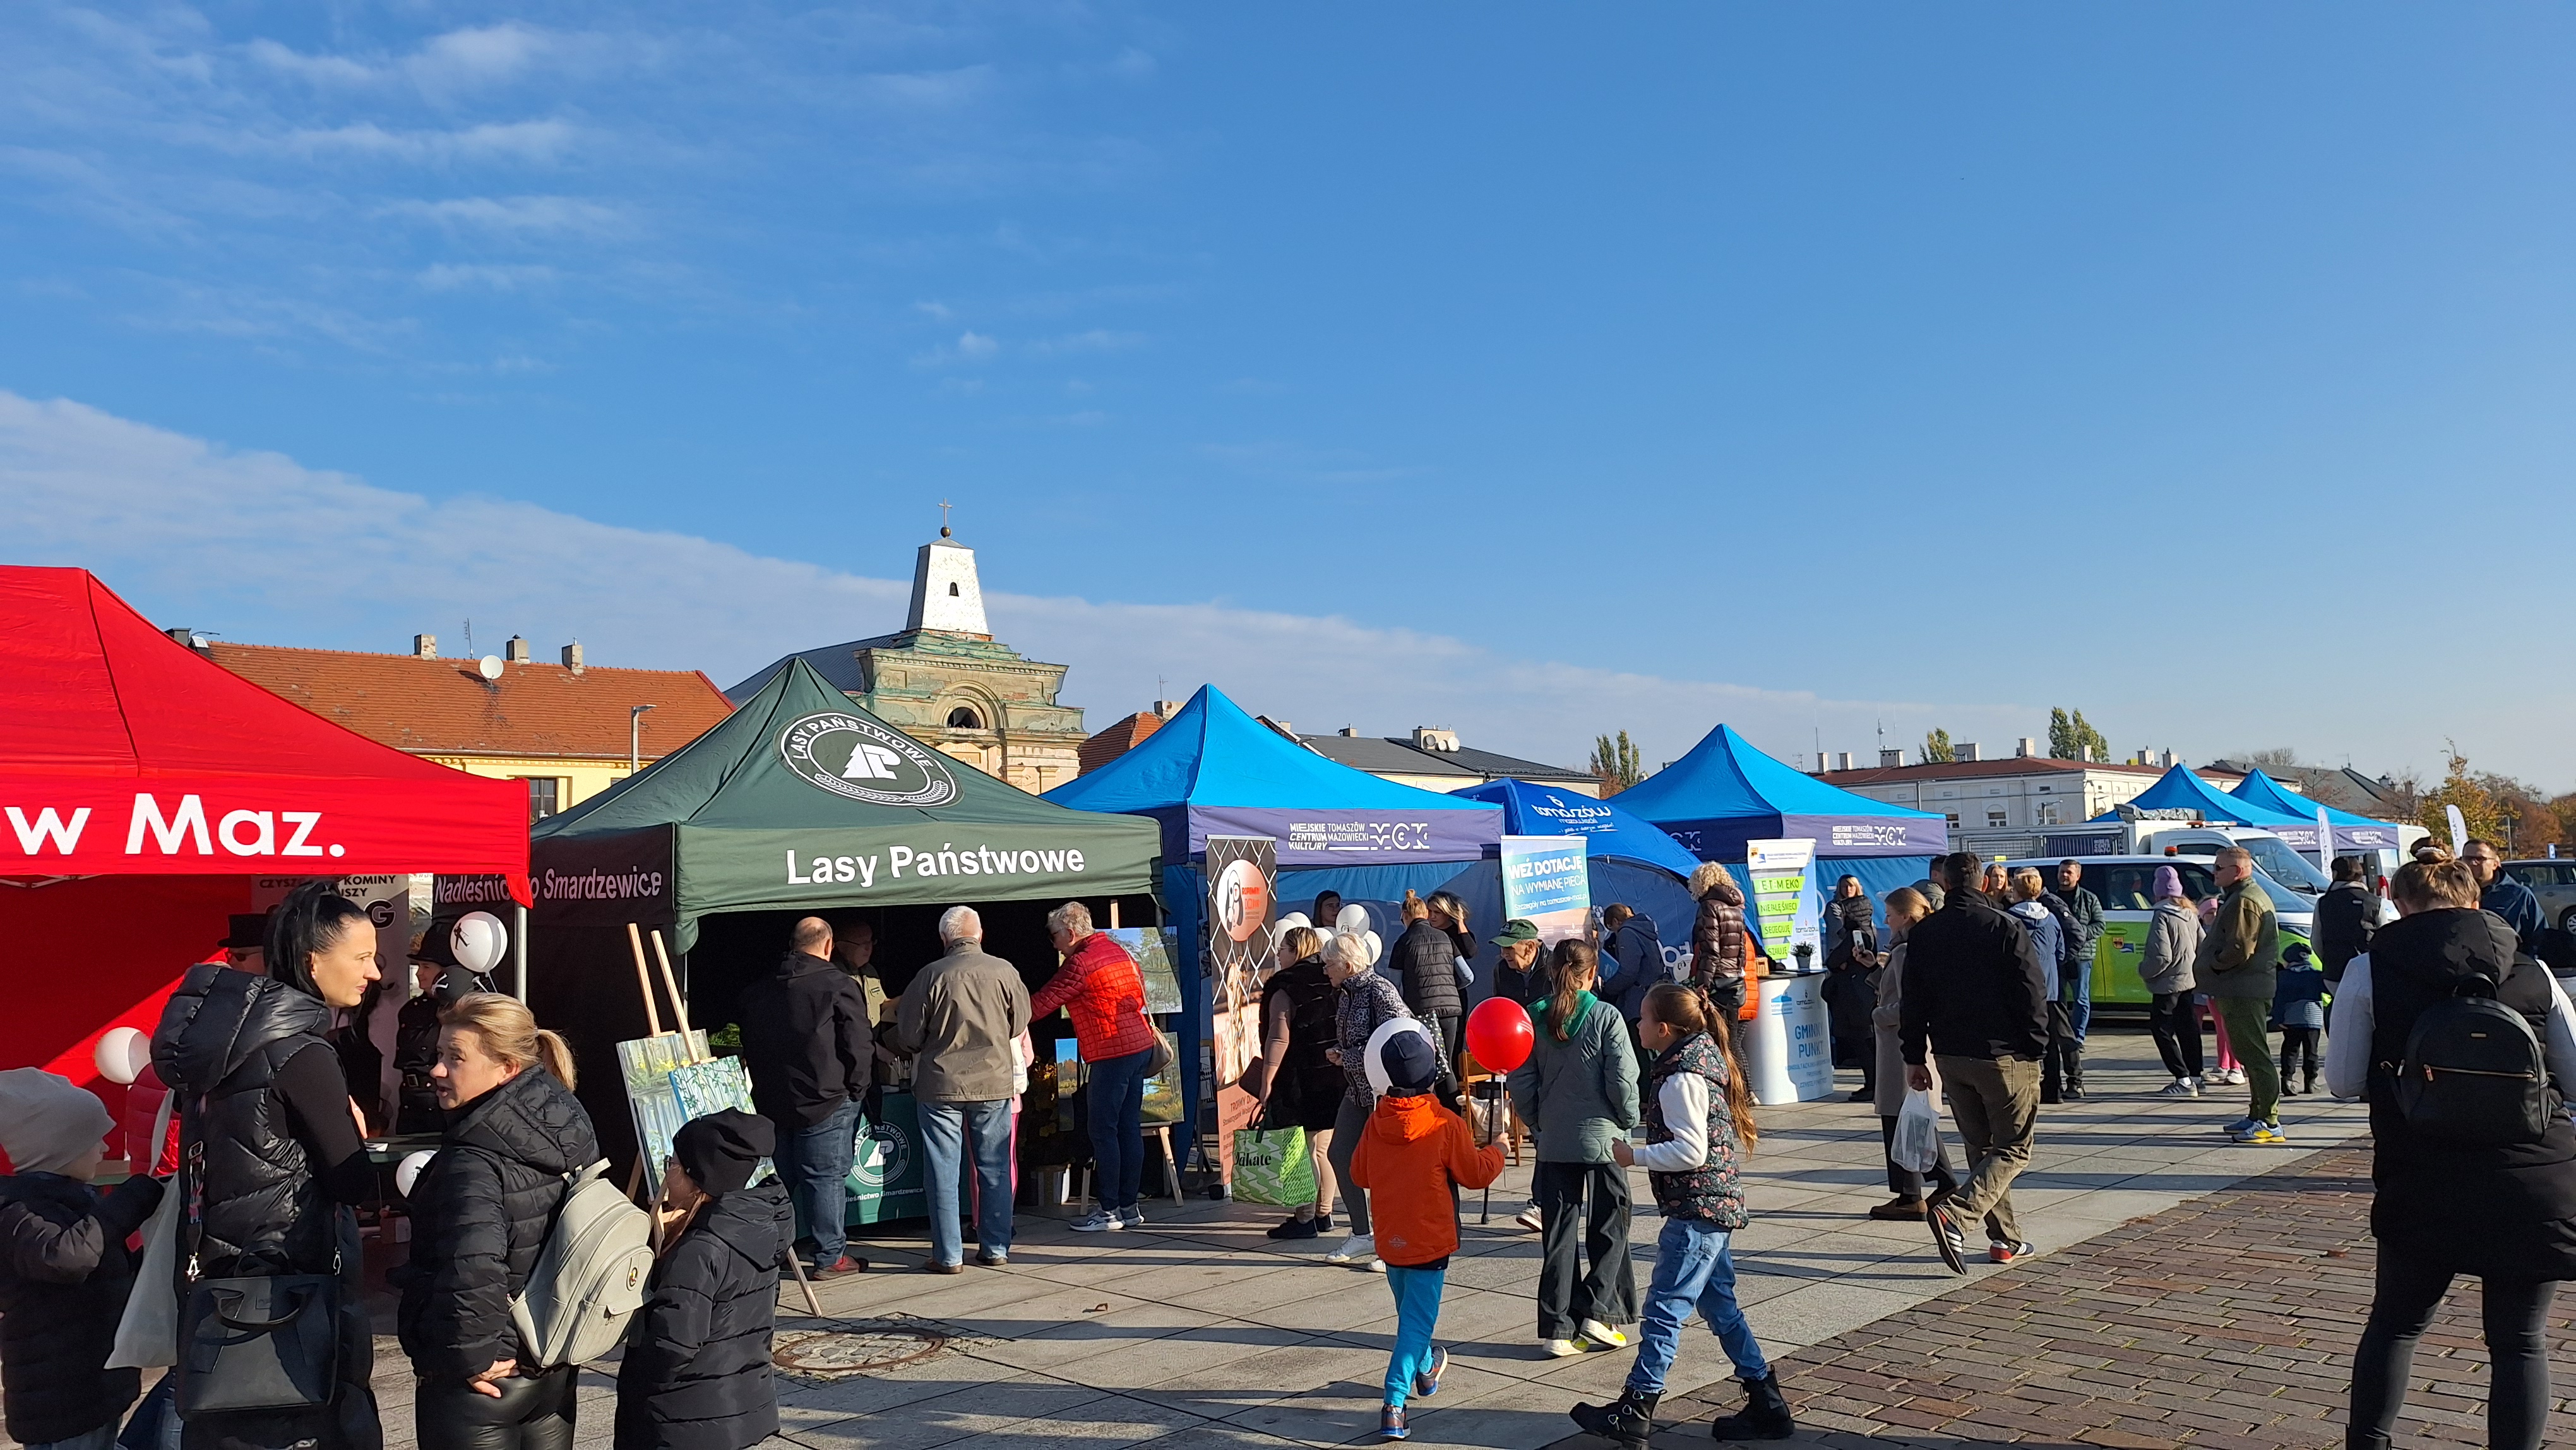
[2001,855,2315,1009]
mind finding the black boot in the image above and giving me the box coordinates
[1568,1387,1658,1447]
[1708,1372,1794,1441]
[2063,1044,2085,1102]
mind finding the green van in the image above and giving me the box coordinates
[2002,855,2317,1008]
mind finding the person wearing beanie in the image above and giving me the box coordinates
[0,1069,165,1450]
[616,1110,795,1450]
[2140,865,2206,1097]
[1348,1028,1505,1441]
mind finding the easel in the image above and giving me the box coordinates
[626,923,825,1318]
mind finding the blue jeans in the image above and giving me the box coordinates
[2068,966,2093,1041]
[1087,1048,1150,1211]
[1628,1217,1769,1396]
[919,1098,1013,1266]
[1382,1264,1445,1407]
[34,1421,119,1450]
[782,1098,861,1268]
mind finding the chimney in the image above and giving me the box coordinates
[1152,700,1181,719]
[561,641,583,673]
[412,633,438,659]
[164,626,194,648]
[1338,726,1357,737]
[2160,749,2176,768]
[504,636,531,664]
[1880,748,1904,769]
[1834,751,1854,772]
[2015,737,2037,758]
[1957,741,1981,762]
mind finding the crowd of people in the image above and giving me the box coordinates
[2,837,2568,1450]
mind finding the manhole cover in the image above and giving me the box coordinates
[772,1326,950,1380]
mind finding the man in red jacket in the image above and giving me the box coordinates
[1036,903,1156,1232]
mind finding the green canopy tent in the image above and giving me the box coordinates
[522,657,1160,1171]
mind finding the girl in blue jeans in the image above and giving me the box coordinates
[1569,984,1792,1445]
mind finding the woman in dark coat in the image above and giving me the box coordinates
[1253,927,1347,1239]
[616,1111,792,1450]
[2330,853,2576,1450]
[152,882,385,1450]
[396,993,597,1450]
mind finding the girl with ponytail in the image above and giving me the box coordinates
[1505,938,1642,1358]
[398,993,600,1450]
[1570,983,1792,1445]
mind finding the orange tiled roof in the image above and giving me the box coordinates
[1078,710,1166,775]
[206,643,734,760]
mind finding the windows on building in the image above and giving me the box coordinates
[947,706,982,729]
[1986,810,2008,828]
[1945,813,1961,828]
[520,776,563,821]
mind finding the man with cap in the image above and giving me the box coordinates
[1348,1028,1505,1441]
[0,1069,168,1450]
[1492,920,1544,1005]
[617,1108,794,1450]
[218,913,269,974]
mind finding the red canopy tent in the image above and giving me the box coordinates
[0,566,532,1098]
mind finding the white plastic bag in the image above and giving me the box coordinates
[107,1096,180,1370]
[1890,1087,1941,1177]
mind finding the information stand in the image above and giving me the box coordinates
[1738,969,1834,1105]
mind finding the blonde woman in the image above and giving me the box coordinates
[1323,930,1413,1267]
[397,994,597,1450]
[1253,925,1345,1240]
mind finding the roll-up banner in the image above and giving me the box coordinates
[1500,835,1590,946]
[1746,837,1820,965]
[1203,835,1276,1183]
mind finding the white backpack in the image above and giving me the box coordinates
[510,1160,656,1367]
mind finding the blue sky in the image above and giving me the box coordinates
[4,4,2572,785]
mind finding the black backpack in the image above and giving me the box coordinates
[2392,974,2554,1148]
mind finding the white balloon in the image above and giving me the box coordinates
[1276,912,1311,935]
[1362,930,1383,967]
[1362,1016,1433,1100]
[395,1150,436,1198]
[93,1027,144,1086]
[451,912,509,975]
[1334,904,1373,935]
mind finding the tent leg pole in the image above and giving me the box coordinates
[513,904,528,1001]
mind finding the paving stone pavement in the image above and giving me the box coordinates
[32,1031,2399,1450]
[1556,1142,2576,1450]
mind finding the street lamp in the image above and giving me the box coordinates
[630,703,657,773]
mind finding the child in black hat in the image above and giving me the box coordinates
[615,1110,797,1450]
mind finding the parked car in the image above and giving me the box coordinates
[2502,860,2576,934]
[2002,854,2316,1009]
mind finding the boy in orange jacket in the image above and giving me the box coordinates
[1349,1028,1506,1441]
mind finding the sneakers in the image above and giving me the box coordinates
[1116,1206,1146,1230]
[2158,1077,2200,1098]
[1869,1194,1929,1221]
[1988,1240,2038,1264]
[1328,1233,1376,1266]
[2063,1087,2085,1103]
[2218,1067,2246,1086]
[1579,1318,1630,1350]
[809,1255,868,1279]
[1541,1337,1583,1358]
[2219,1116,2262,1137]
[1267,1215,1321,1241]
[1708,1372,1796,1441]
[1318,1213,1335,1233]
[1926,1199,1969,1276]
[1412,1345,1448,1399]
[1567,1387,1659,1447]
[921,1257,962,1275]
[1514,1203,1544,1232]
[2237,1123,2290,1145]
[1378,1402,1408,1440]
[1070,1209,1121,1233]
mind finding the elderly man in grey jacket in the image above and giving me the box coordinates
[895,906,1032,1273]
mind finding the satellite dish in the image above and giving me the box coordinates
[478,655,504,681]
[451,911,509,975]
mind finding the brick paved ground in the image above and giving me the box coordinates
[1551,1142,2576,1449]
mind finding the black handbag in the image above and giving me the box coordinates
[173,1141,343,1417]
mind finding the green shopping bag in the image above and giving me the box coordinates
[1230,1125,1316,1207]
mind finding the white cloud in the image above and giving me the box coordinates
[857,65,999,112]
[912,330,999,368]
[378,195,626,237]
[407,25,551,92]
[276,120,580,164]
[0,390,2029,775]
[417,263,557,291]
[1026,328,1143,356]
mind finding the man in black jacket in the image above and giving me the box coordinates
[1901,853,2050,1274]
[2314,856,2380,984]
[737,917,873,1278]
[1388,896,1464,1105]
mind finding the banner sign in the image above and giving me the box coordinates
[1500,834,1590,946]
[1746,837,1820,964]
[1185,805,1500,868]
[1203,836,1275,1185]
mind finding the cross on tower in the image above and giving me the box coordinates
[938,498,954,536]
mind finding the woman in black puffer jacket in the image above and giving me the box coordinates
[616,1111,792,1450]
[397,993,597,1450]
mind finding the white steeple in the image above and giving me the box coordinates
[906,529,989,635]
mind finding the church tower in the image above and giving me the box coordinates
[905,530,990,636]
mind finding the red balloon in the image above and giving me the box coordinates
[1464,997,1536,1073]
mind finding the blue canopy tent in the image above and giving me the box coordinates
[1440,779,1703,994]
[1613,724,1947,925]
[1044,685,1502,1145]
[2101,764,2326,851]
[2229,770,2412,856]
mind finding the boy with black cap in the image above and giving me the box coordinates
[1349,1028,1506,1441]
[616,1109,794,1450]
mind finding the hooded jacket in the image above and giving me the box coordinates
[396,1067,600,1381]
[1899,889,2050,1064]
[2314,881,2379,981]
[1388,919,1465,1021]
[2197,877,2281,1002]
[152,962,338,1276]
[2007,899,2063,1002]
[1600,916,1667,1025]
[1030,932,1154,1063]
[2350,909,2576,1279]
[2138,897,2202,997]
[614,1180,791,1450]
[736,952,872,1130]
[0,1171,164,1445]
[1345,1091,1503,1269]
[1690,878,1750,990]
[1504,993,1640,1163]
